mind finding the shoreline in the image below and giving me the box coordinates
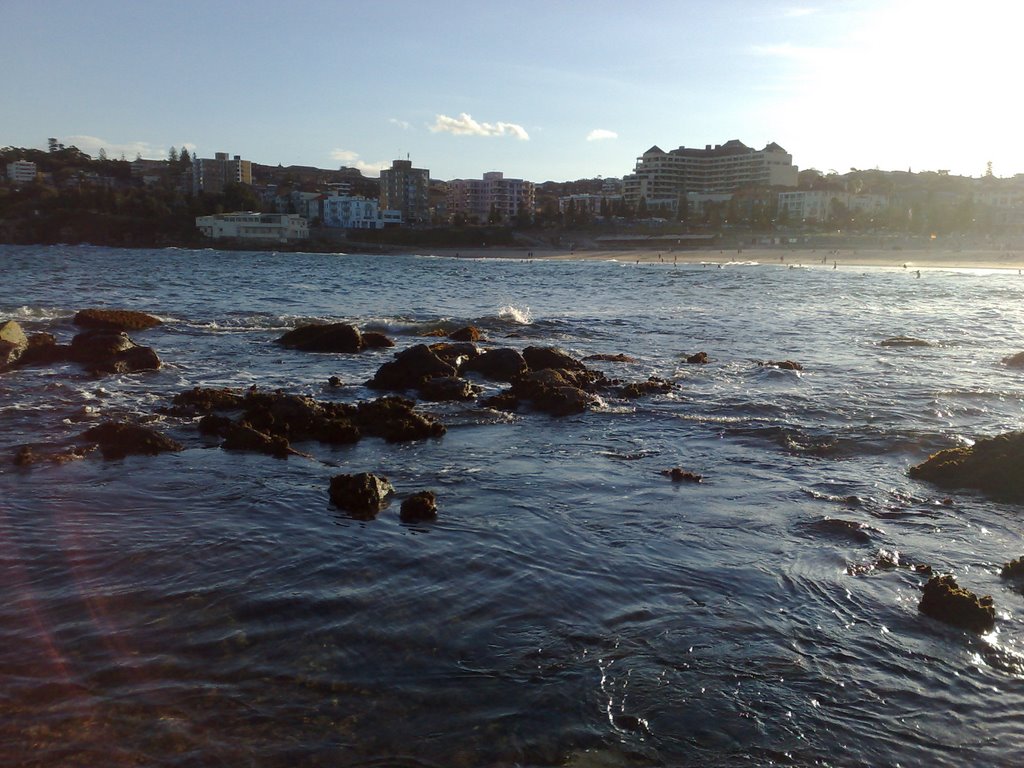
[419,245,1024,272]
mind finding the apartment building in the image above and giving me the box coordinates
[623,140,797,207]
[6,160,37,183]
[447,171,535,222]
[195,212,308,241]
[778,190,890,223]
[193,152,253,195]
[322,195,401,229]
[379,158,430,225]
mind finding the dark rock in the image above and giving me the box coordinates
[686,351,709,364]
[13,444,90,466]
[198,414,233,436]
[449,326,483,342]
[329,472,394,518]
[15,333,70,366]
[523,345,587,373]
[761,360,803,371]
[661,467,703,483]
[240,390,360,445]
[880,336,930,347]
[400,490,438,522]
[69,329,160,373]
[327,376,343,387]
[1002,351,1024,368]
[361,331,395,349]
[584,353,637,363]
[909,431,1024,501]
[511,368,596,416]
[619,377,673,399]
[421,328,448,338]
[0,320,28,366]
[222,423,292,458]
[278,322,362,353]
[81,421,183,460]
[428,342,480,369]
[919,574,995,633]
[417,375,481,402]
[356,396,445,442]
[74,308,162,331]
[481,390,520,411]
[463,347,528,381]
[368,344,456,390]
[1000,557,1024,579]
[170,386,246,414]
[611,714,651,735]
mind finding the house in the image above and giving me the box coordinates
[195,212,308,241]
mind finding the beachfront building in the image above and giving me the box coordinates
[322,195,400,229]
[557,193,624,216]
[379,158,430,225]
[623,140,798,209]
[447,172,535,223]
[193,152,253,195]
[778,190,890,225]
[195,212,308,242]
[6,160,37,183]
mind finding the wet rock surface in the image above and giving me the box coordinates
[880,336,931,347]
[73,308,162,331]
[909,431,1024,501]
[1002,351,1024,368]
[278,322,383,353]
[0,320,28,366]
[69,329,161,374]
[919,574,995,633]
[661,467,703,483]
[685,351,709,364]
[329,472,395,518]
[619,377,673,399]
[760,360,803,371]
[80,421,184,460]
[368,344,457,390]
[449,326,483,342]
[400,490,438,522]
[463,347,528,382]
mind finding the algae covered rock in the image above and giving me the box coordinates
[918,574,995,633]
[909,431,1024,501]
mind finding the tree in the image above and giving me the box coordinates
[168,146,178,163]
[98,148,108,162]
[48,138,59,153]
[179,146,191,166]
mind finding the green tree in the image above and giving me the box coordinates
[168,146,179,163]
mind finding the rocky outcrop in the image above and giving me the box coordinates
[417,375,481,402]
[0,320,28,366]
[584,353,637,363]
[428,342,480,369]
[329,472,394,518]
[69,329,161,374]
[1000,557,1024,579]
[368,344,457,390]
[360,331,395,349]
[909,431,1024,501]
[220,422,294,458]
[74,309,162,331]
[919,574,995,633]
[449,326,483,342]
[356,396,446,442]
[16,333,70,367]
[522,345,587,373]
[400,490,438,522]
[506,368,598,416]
[81,421,183,460]
[619,377,673,399]
[277,322,388,353]
[1002,351,1024,368]
[463,347,528,381]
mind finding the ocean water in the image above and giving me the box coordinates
[2,243,1024,767]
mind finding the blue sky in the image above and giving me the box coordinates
[3,0,1021,181]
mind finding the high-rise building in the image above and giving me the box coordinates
[446,171,535,222]
[623,140,797,207]
[379,158,430,225]
[193,152,253,195]
[6,160,37,183]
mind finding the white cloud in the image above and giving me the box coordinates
[586,129,618,142]
[429,113,529,140]
[784,6,818,17]
[64,134,167,159]
[389,118,412,130]
[329,148,389,176]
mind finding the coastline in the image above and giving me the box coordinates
[418,245,1024,272]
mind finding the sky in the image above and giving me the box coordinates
[3,0,1022,182]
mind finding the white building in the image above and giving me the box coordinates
[195,212,308,241]
[6,160,37,183]
[778,190,890,223]
[322,195,399,229]
[447,171,535,222]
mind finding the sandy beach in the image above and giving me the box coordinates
[423,245,1024,272]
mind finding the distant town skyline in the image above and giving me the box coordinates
[3,0,1022,182]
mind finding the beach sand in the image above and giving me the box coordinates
[422,246,1024,272]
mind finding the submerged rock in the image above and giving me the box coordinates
[880,336,930,348]
[12,444,90,466]
[449,325,483,342]
[329,472,394,518]
[400,490,438,522]
[685,351,709,364]
[1002,351,1024,368]
[761,360,803,371]
[81,421,183,460]
[661,467,703,483]
[619,377,673,399]
[584,353,637,363]
[74,308,162,331]
[919,574,995,633]
[909,431,1024,501]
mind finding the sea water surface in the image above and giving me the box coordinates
[2,244,1024,766]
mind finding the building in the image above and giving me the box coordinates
[322,195,400,229]
[6,160,37,183]
[778,190,890,224]
[195,212,308,241]
[446,171,536,223]
[193,152,253,195]
[623,140,797,208]
[379,158,430,225]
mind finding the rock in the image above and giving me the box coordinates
[919,574,995,633]
[329,472,394,518]
[449,326,483,342]
[240,390,360,445]
[15,333,70,366]
[480,390,520,411]
[880,336,930,347]
[327,376,343,387]
[619,377,673,399]
[417,375,481,402]
[81,421,183,460]
[12,444,90,466]
[0,320,28,366]
[69,329,160,373]
[169,386,246,414]
[221,422,292,458]
[510,368,597,416]
[74,308,162,331]
[1002,351,1024,368]
[278,322,363,353]
[686,351,709,364]
[909,431,1024,501]
[428,342,480,369]
[522,345,587,373]
[360,331,395,349]
[463,347,528,381]
[584,353,637,363]
[198,413,234,436]
[661,467,702,483]
[761,360,803,371]
[368,344,456,390]
[356,396,446,442]
[1001,557,1024,579]
[400,490,438,522]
